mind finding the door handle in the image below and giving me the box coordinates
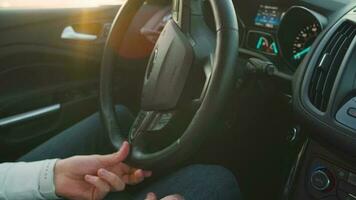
[61,26,98,41]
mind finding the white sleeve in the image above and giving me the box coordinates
[0,159,60,200]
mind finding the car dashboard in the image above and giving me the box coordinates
[233,0,332,75]
[229,1,356,200]
[144,1,356,199]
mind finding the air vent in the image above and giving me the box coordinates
[309,21,356,112]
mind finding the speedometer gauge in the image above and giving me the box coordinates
[292,23,321,65]
[277,6,326,71]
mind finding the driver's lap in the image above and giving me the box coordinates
[18,105,241,200]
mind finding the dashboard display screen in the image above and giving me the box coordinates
[247,31,279,55]
[254,5,282,29]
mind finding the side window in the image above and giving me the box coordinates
[0,0,125,9]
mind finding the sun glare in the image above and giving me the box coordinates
[0,0,126,9]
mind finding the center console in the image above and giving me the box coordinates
[287,140,356,200]
[289,4,356,200]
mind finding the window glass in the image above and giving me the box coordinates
[0,0,125,9]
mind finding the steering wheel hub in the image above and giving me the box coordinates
[141,21,194,111]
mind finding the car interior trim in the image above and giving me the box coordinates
[0,104,61,128]
[61,26,98,41]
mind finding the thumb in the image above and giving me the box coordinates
[114,141,130,162]
[145,192,157,200]
[99,141,130,165]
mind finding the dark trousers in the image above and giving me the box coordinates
[19,106,241,200]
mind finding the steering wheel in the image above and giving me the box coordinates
[100,0,239,169]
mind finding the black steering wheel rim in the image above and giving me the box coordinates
[100,0,239,169]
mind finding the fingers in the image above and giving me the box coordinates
[122,169,143,185]
[145,192,157,200]
[99,141,130,165]
[143,170,153,177]
[98,141,152,181]
[145,193,184,200]
[122,169,145,185]
[85,175,111,193]
[124,168,152,185]
[84,175,110,200]
[97,168,125,191]
[161,195,185,200]
[118,163,152,178]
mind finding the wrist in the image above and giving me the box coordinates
[54,159,66,198]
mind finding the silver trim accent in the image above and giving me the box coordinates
[0,104,61,127]
[288,127,298,142]
[318,53,329,69]
[311,170,331,191]
[283,140,309,200]
[61,26,97,41]
[349,193,356,200]
[129,111,156,141]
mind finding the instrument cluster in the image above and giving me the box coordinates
[235,1,327,72]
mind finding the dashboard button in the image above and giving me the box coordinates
[311,169,333,192]
[336,168,349,181]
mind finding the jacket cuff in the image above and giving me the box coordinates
[38,159,61,199]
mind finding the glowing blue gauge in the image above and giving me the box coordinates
[271,42,279,54]
[256,37,267,49]
[293,46,311,60]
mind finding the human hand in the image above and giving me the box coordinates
[54,141,152,200]
[145,192,184,200]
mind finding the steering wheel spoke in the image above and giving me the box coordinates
[129,111,155,142]
[178,1,217,107]
[129,111,175,142]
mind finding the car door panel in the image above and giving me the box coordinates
[0,2,169,161]
[0,6,119,161]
